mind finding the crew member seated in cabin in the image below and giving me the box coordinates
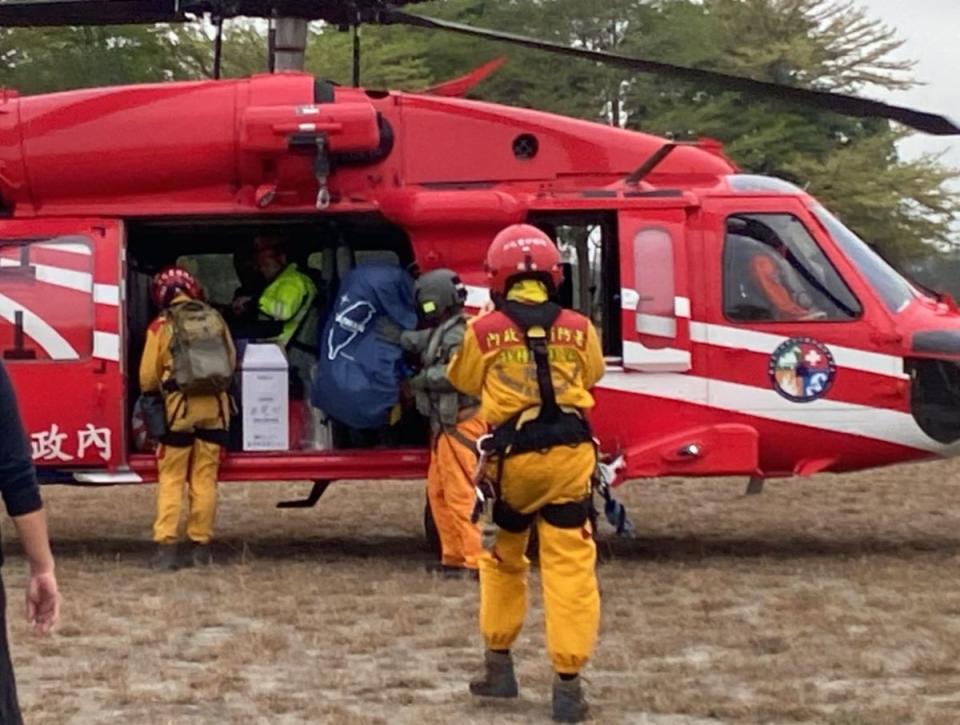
[234,235,319,401]
[727,233,823,321]
[140,266,236,570]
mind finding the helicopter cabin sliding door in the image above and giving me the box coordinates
[618,208,692,372]
[0,219,125,473]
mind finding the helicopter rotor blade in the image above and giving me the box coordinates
[381,6,960,137]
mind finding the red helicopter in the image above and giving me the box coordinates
[0,0,958,513]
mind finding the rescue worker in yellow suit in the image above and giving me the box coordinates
[376,269,485,578]
[141,266,236,571]
[447,225,604,723]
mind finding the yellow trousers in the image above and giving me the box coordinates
[153,406,224,545]
[427,417,486,569]
[479,441,599,674]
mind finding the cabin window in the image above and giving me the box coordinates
[0,237,94,362]
[527,212,621,357]
[176,254,241,307]
[633,227,676,337]
[723,213,861,323]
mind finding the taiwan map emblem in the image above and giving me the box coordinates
[769,338,836,403]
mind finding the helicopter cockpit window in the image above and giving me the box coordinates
[811,205,914,314]
[724,213,861,323]
[0,237,94,361]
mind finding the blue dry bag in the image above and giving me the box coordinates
[311,264,416,429]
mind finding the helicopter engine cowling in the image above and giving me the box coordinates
[0,73,384,214]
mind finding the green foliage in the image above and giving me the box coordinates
[0,25,184,92]
[306,24,434,90]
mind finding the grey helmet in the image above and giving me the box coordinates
[415,268,467,322]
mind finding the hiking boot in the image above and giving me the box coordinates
[552,675,589,723]
[191,543,213,567]
[148,544,178,571]
[469,650,518,698]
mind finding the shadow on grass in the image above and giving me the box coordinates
[28,534,432,565]
[28,530,960,567]
[598,533,960,562]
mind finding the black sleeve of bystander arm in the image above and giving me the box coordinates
[0,362,42,518]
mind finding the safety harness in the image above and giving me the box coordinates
[475,300,595,533]
[148,388,229,447]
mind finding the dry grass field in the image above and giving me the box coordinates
[5,458,960,724]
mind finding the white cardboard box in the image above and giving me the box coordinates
[241,343,289,451]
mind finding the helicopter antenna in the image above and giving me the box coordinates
[212,13,224,79]
[352,11,361,87]
[267,18,275,72]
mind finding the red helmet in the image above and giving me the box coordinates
[485,224,563,296]
[152,266,202,307]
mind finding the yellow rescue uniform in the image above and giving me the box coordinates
[139,295,236,545]
[447,282,604,674]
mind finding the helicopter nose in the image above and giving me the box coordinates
[912,329,960,357]
[907,352,960,445]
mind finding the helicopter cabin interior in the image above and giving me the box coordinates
[123,211,622,457]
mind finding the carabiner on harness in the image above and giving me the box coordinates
[593,454,635,538]
[471,434,496,524]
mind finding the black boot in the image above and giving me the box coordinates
[552,674,589,723]
[191,543,213,567]
[469,650,519,698]
[148,544,178,571]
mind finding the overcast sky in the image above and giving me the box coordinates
[859,0,959,168]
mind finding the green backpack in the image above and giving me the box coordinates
[167,300,235,395]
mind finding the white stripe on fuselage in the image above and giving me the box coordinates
[597,370,954,456]
[0,292,78,360]
[688,321,907,379]
[623,296,906,379]
[0,260,120,307]
[93,331,119,362]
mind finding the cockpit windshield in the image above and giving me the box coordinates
[811,206,916,314]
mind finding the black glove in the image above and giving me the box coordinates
[374,316,404,345]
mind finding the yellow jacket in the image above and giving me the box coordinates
[447,282,604,427]
[258,263,318,347]
[139,294,236,429]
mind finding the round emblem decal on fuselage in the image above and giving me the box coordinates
[769,337,837,403]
